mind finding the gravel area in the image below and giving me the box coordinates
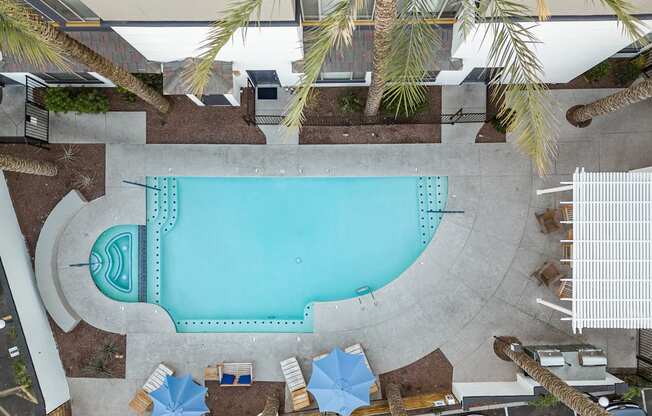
[0,143,126,378]
[300,86,442,144]
[206,381,285,416]
[379,349,453,397]
[107,89,266,144]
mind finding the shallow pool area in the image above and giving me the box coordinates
[90,176,447,332]
[89,224,140,303]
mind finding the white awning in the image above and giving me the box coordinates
[570,169,652,333]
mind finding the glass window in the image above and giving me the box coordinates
[39,0,98,21]
[32,72,103,84]
[617,32,652,55]
[317,72,366,83]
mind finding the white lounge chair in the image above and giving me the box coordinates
[280,357,310,410]
[129,363,174,414]
[345,344,380,395]
[8,346,19,358]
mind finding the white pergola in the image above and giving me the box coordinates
[537,169,652,333]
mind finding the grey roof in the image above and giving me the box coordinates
[0,29,160,74]
[303,26,462,73]
[162,59,233,96]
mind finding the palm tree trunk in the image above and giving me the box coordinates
[495,338,609,416]
[0,154,57,176]
[364,0,397,116]
[386,383,408,416]
[10,0,170,114]
[568,79,652,126]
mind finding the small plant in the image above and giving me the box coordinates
[101,341,120,360]
[7,326,17,341]
[82,356,113,377]
[12,359,33,388]
[337,91,364,114]
[72,172,95,190]
[58,144,78,164]
[530,393,560,409]
[490,109,516,134]
[381,95,430,118]
[116,86,137,103]
[615,55,647,86]
[583,60,610,83]
[44,88,110,114]
[622,386,641,401]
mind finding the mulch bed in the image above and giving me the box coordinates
[0,143,127,378]
[206,381,285,416]
[300,86,442,144]
[476,121,506,143]
[107,88,266,145]
[379,349,453,397]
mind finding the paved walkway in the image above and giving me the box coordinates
[51,89,652,415]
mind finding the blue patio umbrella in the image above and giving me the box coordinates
[307,348,376,416]
[150,374,209,416]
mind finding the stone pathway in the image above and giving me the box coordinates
[50,88,652,415]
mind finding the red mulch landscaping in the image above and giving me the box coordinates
[107,88,266,145]
[379,349,453,397]
[0,143,126,378]
[206,381,285,416]
[300,86,442,144]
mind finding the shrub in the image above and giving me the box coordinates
[13,359,33,388]
[530,394,560,409]
[337,91,364,114]
[616,55,646,86]
[490,109,516,134]
[381,95,430,118]
[44,88,109,114]
[583,60,610,83]
[622,386,641,401]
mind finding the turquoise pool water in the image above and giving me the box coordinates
[90,176,447,333]
[89,224,140,303]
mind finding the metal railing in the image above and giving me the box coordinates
[24,76,50,146]
[250,108,486,126]
[637,329,652,381]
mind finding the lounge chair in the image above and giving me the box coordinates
[218,362,254,387]
[556,280,572,299]
[344,344,380,395]
[531,261,565,287]
[561,229,573,268]
[535,209,562,234]
[280,357,310,411]
[8,346,19,358]
[129,363,174,415]
[560,204,573,222]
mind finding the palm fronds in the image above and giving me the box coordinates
[483,0,557,174]
[282,0,356,128]
[0,0,67,69]
[594,0,648,42]
[456,0,480,39]
[535,0,550,20]
[182,0,264,96]
[381,0,441,117]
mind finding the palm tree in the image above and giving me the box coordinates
[363,0,396,116]
[0,154,57,176]
[567,78,652,126]
[0,0,170,114]
[494,337,610,416]
[386,383,408,416]
[188,0,644,173]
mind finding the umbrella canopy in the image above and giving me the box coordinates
[150,374,209,416]
[308,348,375,416]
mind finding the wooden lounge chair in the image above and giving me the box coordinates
[531,261,565,287]
[535,209,562,234]
[280,357,310,411]
[218,362,254,387]
[204,366,219,384]
[560,204,573,222]
[129,363,174,415]
[556,279,572,299]
[561,229,573,268]
[344,344,380,396]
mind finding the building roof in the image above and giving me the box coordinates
[0,29,160,74]
[302,26,462,74]
[569,169,652,333]
[162,59,233,95]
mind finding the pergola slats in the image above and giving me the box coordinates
[571,170,652,333]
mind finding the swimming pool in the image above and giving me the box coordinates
[91,176,447,332]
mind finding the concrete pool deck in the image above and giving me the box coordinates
[49,89,652,415]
